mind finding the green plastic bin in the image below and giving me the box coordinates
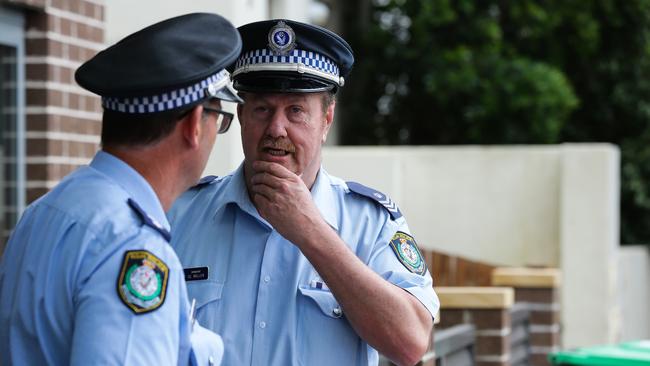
[550,340,650,365]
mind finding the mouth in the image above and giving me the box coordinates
[263,147,291,157]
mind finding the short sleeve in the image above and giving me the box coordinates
[70,230,188,365]
[367,218,440,320]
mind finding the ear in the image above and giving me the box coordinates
[181,105,203,149]
[322,99,335,144]
[237,103,244,125]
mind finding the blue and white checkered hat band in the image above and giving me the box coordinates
[233,48,344,86]
[102,70,231,114]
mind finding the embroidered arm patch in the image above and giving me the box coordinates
[389,231,427,275]
[117,250,169,314]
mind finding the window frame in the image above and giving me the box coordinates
[0,6,26,228]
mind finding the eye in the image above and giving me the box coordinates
[251,105,271,118]
[290,106,304,114]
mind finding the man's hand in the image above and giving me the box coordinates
[249,161,326,245]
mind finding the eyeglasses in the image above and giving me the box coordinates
[202,106,234,134]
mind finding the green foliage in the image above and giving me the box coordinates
[338,0,650,244]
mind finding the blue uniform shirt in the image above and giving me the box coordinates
[0,151,222,365]
[168,164,440,366]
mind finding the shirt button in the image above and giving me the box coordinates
[332,307,343,318]
[263,275,270,283]
[259,321,266,329]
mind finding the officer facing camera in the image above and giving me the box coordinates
[0,12,242,366]
[168,19,440,366]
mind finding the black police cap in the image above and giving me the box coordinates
[75,13,243,114]
[230,19,354,93]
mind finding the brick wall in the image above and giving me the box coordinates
[423,249,497,286]
[431,267,562,366]
[437,287,515,366]
[3,0,104,204]
[492,268,562,366]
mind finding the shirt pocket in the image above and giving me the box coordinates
[297,287,343,318]
[187,281,223,328]
[296,287,360,365]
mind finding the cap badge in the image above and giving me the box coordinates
[268,21,296,55]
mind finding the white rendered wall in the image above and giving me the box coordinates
[560,144,621,348]
[323,145,563,267]
[269,0,310,22]
[105,1,269,45]
[618,245,650,341]
[323,144,622,348]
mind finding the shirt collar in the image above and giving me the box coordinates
[221,163,259,220]
[310,168,339,230]
[222,163,339,230]
[90,150,170,232]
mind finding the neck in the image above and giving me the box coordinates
[104,146,188,211]
[299,161,321,190]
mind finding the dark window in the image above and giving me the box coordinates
[0,7,25,252]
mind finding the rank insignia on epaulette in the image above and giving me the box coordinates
[127,199,171,242]
[346,181,403,220]
[117,250,169,314]
[193,175,218,188]
[389,232,427,275]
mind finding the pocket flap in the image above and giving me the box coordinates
[298,287,342,318]
[188,281,223,309]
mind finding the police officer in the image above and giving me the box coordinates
[168,19,440,366]
[0,13,242,365]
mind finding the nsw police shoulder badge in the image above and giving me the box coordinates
[117,250,169,314]
[389,232,427,275]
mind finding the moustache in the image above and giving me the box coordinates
[261,138,296,153]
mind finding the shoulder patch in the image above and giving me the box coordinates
[127,198,171,242]
[192,175,218,189]
[117,250,169,314]
[389,231,427,275]
[346,181,402,220]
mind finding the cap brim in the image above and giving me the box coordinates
[233,72,336,93]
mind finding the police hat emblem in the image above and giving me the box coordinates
[117,250,169,314]
[268,21,296,55]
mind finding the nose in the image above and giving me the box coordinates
[264,109,289,138]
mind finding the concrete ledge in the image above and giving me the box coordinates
[492,267,561,288]
[437,287,514,309]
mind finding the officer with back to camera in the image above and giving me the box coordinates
[168,19,440,366]
[0,13,243,365]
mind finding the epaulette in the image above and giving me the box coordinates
[346,181,403,220]
[191,175,219,189]
[127,198,171,242]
